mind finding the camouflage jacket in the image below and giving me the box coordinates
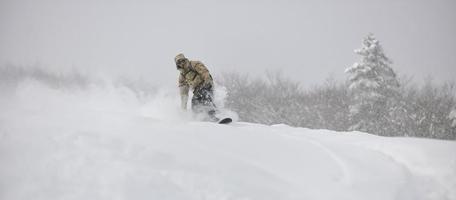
[178,61,213,95]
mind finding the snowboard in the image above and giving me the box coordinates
[218,117,232,124]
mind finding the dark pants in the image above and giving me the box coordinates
[192,85,218,121]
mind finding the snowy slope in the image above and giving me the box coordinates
[1,79,455,200]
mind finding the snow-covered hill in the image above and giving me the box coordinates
[1,79,455,200]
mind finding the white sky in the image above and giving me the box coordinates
[1,0,455,87]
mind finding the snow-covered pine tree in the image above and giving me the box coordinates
[450,109,456,140]
[345,33,401,136]
[451,109,456,128]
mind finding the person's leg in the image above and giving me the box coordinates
[191,85,218,121]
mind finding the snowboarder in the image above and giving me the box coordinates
[175,53,218,121]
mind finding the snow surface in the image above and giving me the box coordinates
[1,79,455,200]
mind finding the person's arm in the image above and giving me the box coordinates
[193,62,212,85]
[178,74,189,110]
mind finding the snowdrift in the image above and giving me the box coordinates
[0,78,455,200]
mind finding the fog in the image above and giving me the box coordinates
[1,1,456,198]
[1,0,455,87]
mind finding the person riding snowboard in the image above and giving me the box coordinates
[175,53,218,121]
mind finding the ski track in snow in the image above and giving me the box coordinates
[353,139,456,200]
[282,132,352,185]
[279,130,406,200]
[283,128,456,200]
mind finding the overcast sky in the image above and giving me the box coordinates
[1,0,455,87]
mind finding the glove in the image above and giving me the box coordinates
[179,86,189,110]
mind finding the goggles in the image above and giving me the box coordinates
[176,59,186,65]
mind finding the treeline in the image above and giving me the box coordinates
[0,65,157,97]
[217,34,456,140]
[0,65,91,89]
[217,72,455,140]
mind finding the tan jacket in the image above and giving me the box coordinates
[178,61,213,109]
